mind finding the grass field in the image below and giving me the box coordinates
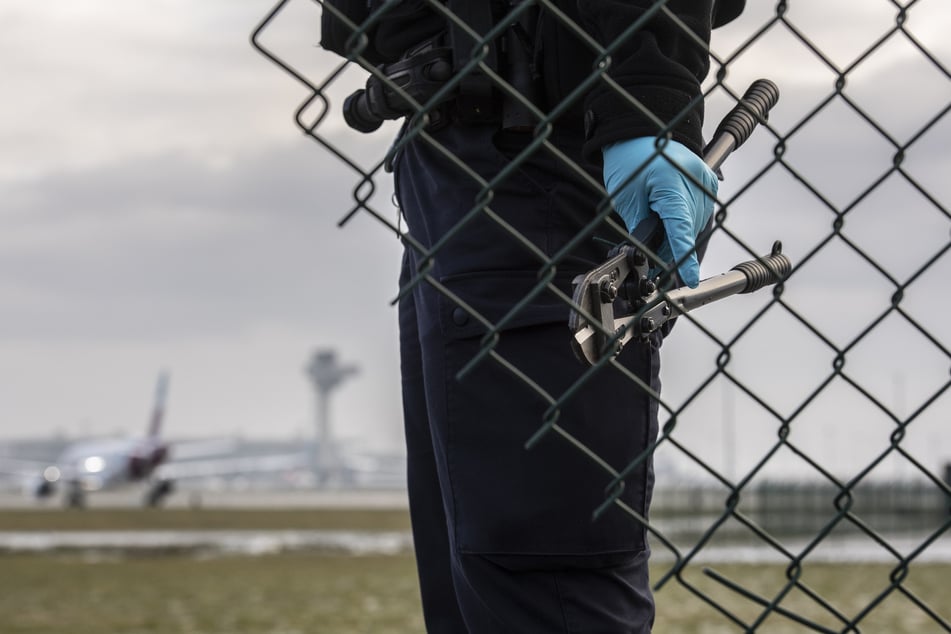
[0,509,947,633]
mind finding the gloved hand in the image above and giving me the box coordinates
[603,137,719,288]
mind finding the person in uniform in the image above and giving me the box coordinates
[321,2,745,631]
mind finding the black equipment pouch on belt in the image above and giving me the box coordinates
[328,0,540,133]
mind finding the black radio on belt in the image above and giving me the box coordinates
[342,36,455,133]
[341,1,542,134]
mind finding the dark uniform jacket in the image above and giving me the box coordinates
[321,1,745,161]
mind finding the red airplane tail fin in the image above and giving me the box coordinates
[147,371,170,438]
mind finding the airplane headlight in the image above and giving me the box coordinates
[42,466,61,482]
[83,456,106,473]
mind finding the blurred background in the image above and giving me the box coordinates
[1,1,409,502]
[2,1,949,493]
[0,1,948,631]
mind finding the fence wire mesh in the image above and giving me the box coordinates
[252,1,950,631]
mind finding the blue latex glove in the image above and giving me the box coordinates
[603,137,718,288]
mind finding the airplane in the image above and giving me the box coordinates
[0,366,407,507]
[0,371,268,508]
[2,371,177,508]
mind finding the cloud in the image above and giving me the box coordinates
[0,139,403,342]
[0,0,336,178]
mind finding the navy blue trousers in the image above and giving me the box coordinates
[396,123,661,633]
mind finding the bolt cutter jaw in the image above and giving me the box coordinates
[569,242,791,366]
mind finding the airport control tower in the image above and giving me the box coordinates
[305,349,359,486]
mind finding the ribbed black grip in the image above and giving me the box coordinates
[713,79,780,150]
[733,250,791,294]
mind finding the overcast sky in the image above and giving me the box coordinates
[1,1,948,483]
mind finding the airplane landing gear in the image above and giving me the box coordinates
[65,482,86,509]
[144,479,174,507]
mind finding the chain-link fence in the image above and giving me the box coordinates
[252,1,950,631]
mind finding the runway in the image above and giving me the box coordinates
[0,488,415,557]
[0,487,409,510]
[1,488,947,564]
[0,528,414,556]
[0,527,947,563]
